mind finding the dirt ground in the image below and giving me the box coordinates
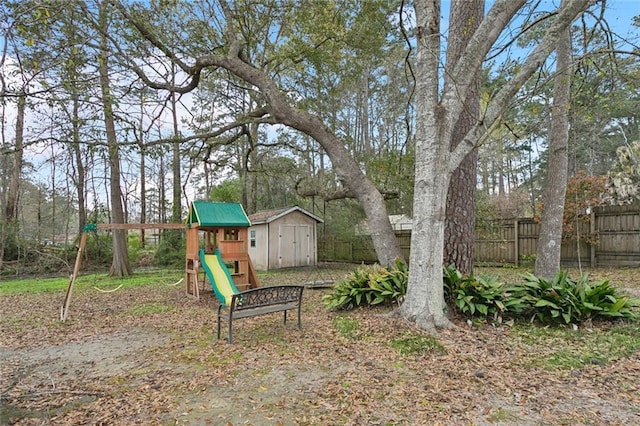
[1,266,639,425]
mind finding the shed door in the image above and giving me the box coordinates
[278,225,310,268]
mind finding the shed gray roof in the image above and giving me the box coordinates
[248,206,323,224]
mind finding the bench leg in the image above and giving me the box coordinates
[217,305,222,340]
[297,307,302,329]
[283,309,287,325]
[228,312,234,343]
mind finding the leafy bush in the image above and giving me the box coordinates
[323,259,408,310]
[328,262,639,326]
[443,264,527,321]
[514,271,640,324]
[82,232,113,268]
[452,274,508,318]
[153,232,185,267]
[445,266,638,325]
[442,264,462,305]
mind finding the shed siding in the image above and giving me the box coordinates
[248,223,269,271]
[268,211,317,269]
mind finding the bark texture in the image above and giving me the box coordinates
[444,0,483,275]
[401,0,452,330]
[99,2,131,277]
[403,0,590,330]
[535,3,572,279]
[211,47,404,267]
[5,92,25,222]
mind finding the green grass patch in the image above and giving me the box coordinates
[332,315,360,339]
[0,276,70,294]
[512,322,640,370]
[391,334,447,356]
[0,269,183,295]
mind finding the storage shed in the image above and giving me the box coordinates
[248,206,323,270]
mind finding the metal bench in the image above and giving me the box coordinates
[217,285,304,343]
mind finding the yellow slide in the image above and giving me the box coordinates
[199,249,240,306]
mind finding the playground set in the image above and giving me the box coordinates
[60,201,304,343]
[184,200,259,300]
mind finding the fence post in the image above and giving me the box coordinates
[590,209,596,267]
[514,218,519,267]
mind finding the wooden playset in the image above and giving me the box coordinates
[61,202,304,342]
[184,201,259,299]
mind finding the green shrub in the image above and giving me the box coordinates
[442,264,462,305]
[514,271,640,324]
[153,232,185,267]
[323,258,407,310]
[444,267,638,325]
[452,274,508,318]
[444,266,528,321]
[328,262,639,326]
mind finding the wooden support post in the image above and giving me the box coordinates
[185,258,200,300]
[513,219,519,267]
[60,231,88,322]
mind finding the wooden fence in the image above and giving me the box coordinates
[319,204,640,267]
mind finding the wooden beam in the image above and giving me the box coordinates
[96,223,186,230]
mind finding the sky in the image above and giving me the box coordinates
[1,0,639,202]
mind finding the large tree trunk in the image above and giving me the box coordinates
[1,91,25,264]
[99,1,131,277]
[401,0,452,330]
[535,3,572,279]
[402,126,453,330]
[443,0,483,275]
[170,88,182,224]
[5,92,25,222]
[402,0,589,330]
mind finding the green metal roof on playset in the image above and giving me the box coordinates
[186,201,251,228]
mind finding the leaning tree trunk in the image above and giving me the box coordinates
[535,4,572,279]
[99,2,131,277]
[115,5,405,267]
[214,50,404,267]
[443,0,483,276]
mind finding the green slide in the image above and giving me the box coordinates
[199,249,240,306]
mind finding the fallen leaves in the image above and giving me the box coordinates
[1,265,639,424]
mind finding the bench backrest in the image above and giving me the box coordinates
[232,286,303,311]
